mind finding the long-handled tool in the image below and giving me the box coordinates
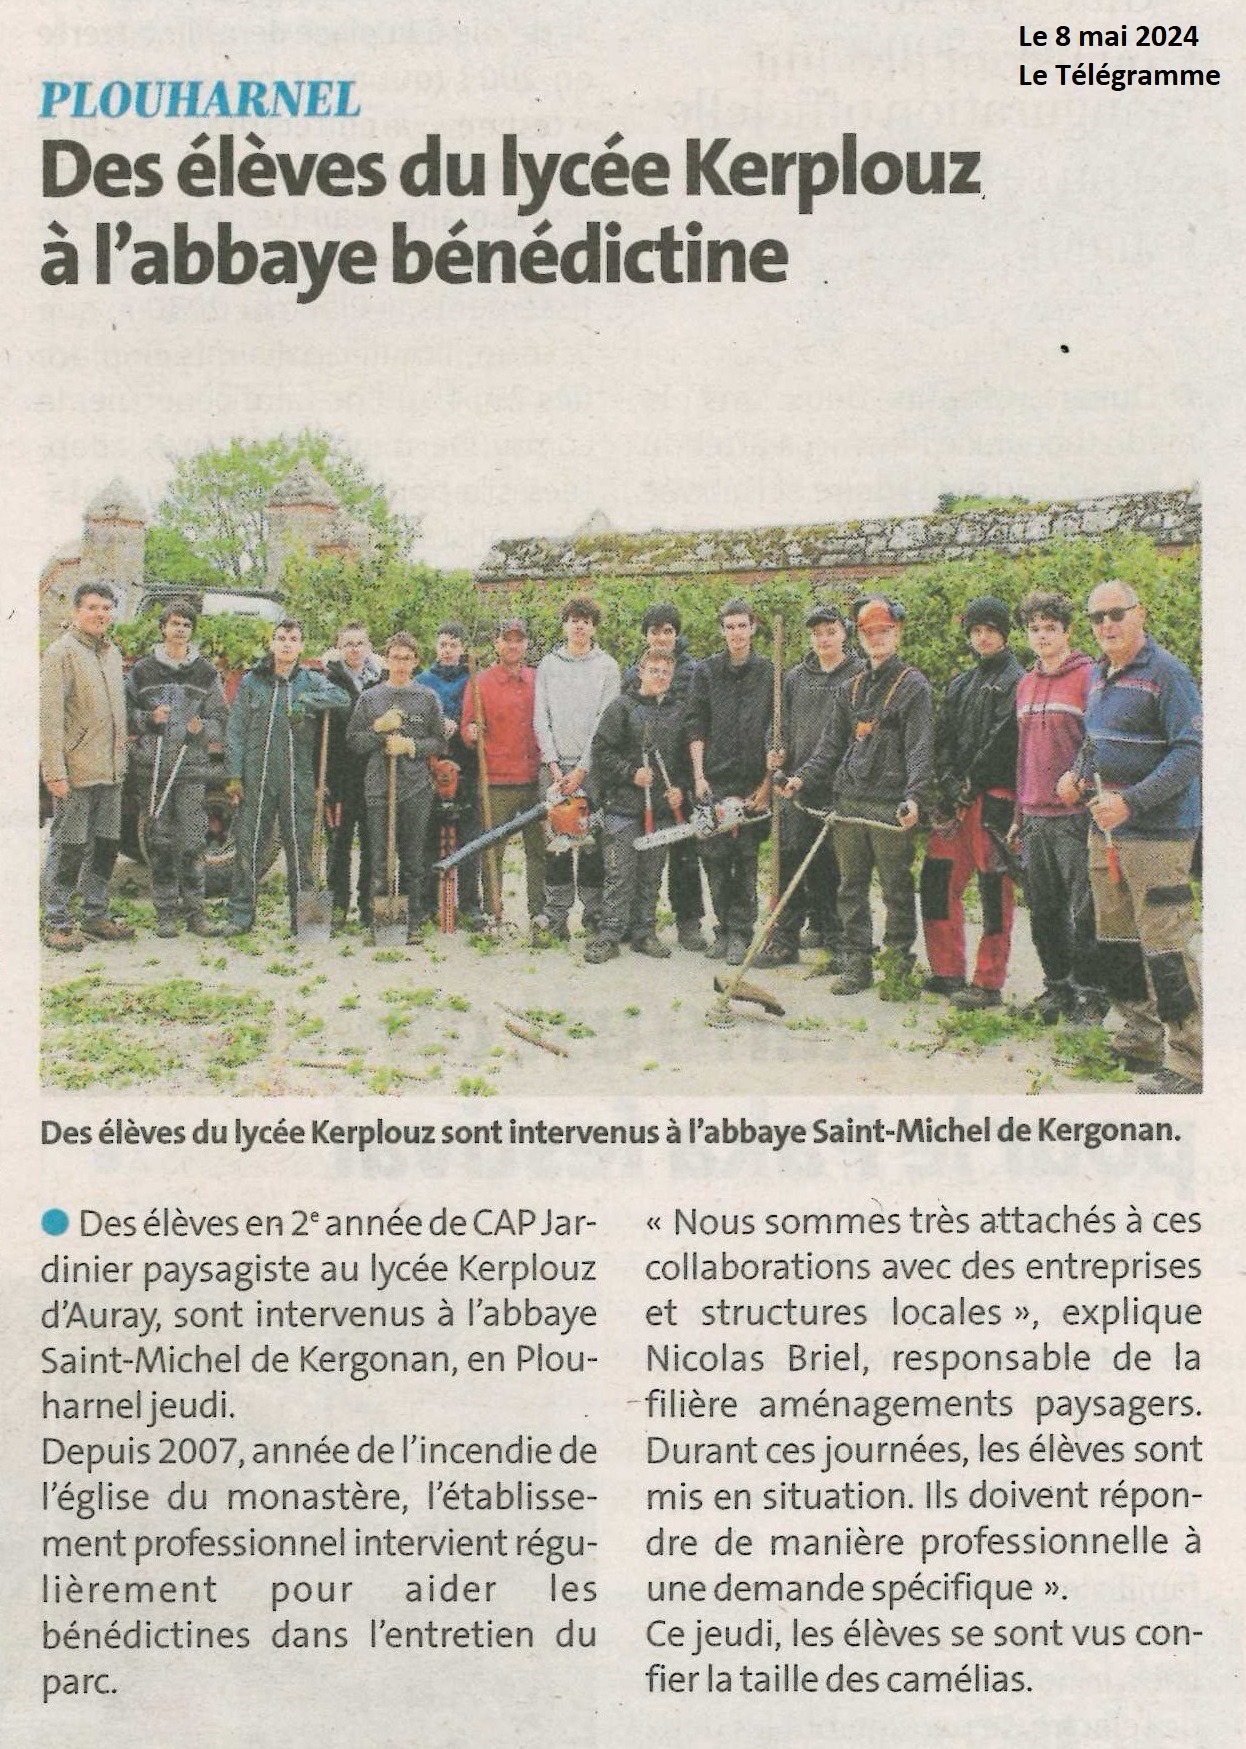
[770,613,784,910]
[469,651,503,924]
[434,795,550,873]
[372,745,410,945]
[432,758,461,933]
[295,712,335,942]
[1092,774,1122,883]
[642,747,655,841]
[652,746,684,824]
[150,743,187,820]
[706,803,909,1025]
[706,810,837,1025]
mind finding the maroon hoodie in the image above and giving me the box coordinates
[1015,651,1094,815]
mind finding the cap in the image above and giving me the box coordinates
[497,616,529,636]
[855,597,902,632]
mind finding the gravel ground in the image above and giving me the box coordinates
[39,846,1159,1100]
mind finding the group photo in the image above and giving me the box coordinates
[37,445,1202,1100]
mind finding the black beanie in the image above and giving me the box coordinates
[961,596,1012,639]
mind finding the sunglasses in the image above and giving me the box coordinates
[1088,606,1135,625]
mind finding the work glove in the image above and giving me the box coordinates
[386,735,416,759]
[373,708,405,734]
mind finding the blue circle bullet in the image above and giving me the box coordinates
[42,1209,70,1236]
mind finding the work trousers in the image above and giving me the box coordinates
[228,777,312,933]
[770,797,843,951]
[1021,812,1102,995]
[484,783,547,921]
[834,818,917,958]
[600,814,666,942]
[699,829,762,940]
[1089,834,1202,1081]
[921,793,1015,991]
[328,775,372,923]
[145,777,208,917]
[367,789,435,923]
[41,785,122,928]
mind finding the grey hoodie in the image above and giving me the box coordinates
[533,643,620,773]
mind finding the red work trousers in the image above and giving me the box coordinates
[920,792,1015,990]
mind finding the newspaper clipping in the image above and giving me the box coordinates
[5,0,1243,1744]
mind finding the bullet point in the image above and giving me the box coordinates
[42,1209,70,1236]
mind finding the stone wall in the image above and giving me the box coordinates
[475,487,1200,588]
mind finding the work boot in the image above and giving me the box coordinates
[923,973,966,997]
[753,939,798,968]
[1066,987,1110,1026]
[43,926,85,953]
[950,985,1004,1011]
[584,936,621,964]
[677,920,707,953]
[631,933,672,959]
[705,930,729,961]
[154,913,179,939]
[187,912,224,937]
[830,956,873,995]
[1020,981,1073,1023]
[80,916,135,942]
[725,934,750,966]
[1137,1067,1201,1095]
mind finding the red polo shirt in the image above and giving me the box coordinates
[460,663,541,785]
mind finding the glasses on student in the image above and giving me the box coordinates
[1088,606,1134,624]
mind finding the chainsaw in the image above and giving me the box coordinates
[633,794,767,851]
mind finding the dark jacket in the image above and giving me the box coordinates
[226,658,349,794]
[774,649,867,780]
[798,655,934,816]
[622,637,699,709]
[323,651,384,806]
[686,649,773,795]
[126,644,228,783]
[934,646,1023,811]
[417,661,478,783]
[346,679,447,804]
[1073,636,1201,839]
[591,690,693,821]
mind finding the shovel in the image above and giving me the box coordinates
[296,713,334,943]
[372,745,410,946]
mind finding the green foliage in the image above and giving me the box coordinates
[935,494,1035,515]
[156,430,420,585]
[144,526,218,589]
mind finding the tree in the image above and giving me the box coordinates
[154,430,421,585]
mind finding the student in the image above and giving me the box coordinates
[323,620,383,927]
[225,620,351,936]
[758,602,864,968]
[1012,589,1106,1025]
[533,597,620,939]
[461,617,547,935]
[780,596,932,994]
[920,596,1023,1008]
[622,603,707,951]
[687,599,773,965]
[346,633,447,941]
[587,648,689,962]
[418,621,483,926]
[125,597,228,936]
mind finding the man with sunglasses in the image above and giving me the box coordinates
[1057,580,1202,1093]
